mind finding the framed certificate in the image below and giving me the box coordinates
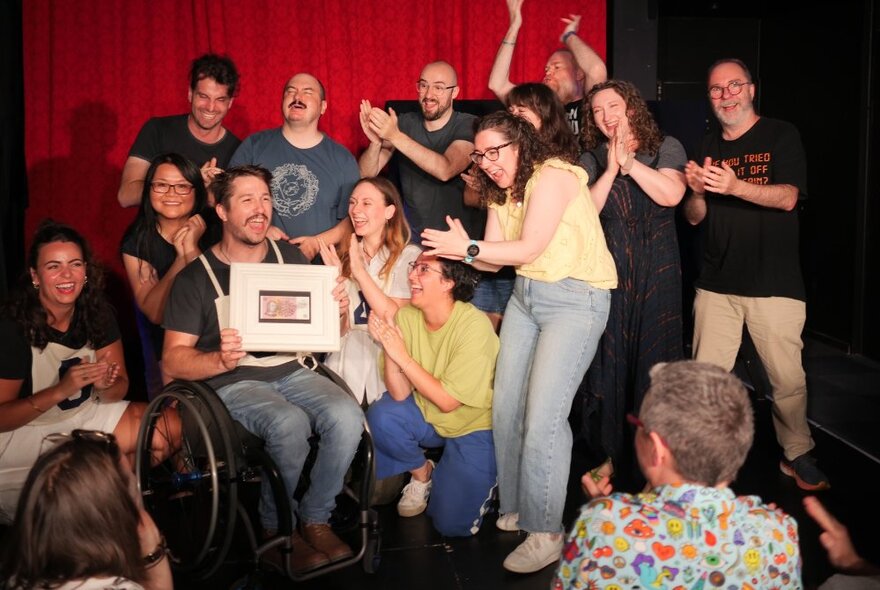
[229,262,340,353]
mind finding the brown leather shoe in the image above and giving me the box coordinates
[261,531,330,575]
[300,523,353,562]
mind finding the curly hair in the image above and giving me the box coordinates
[506,83,580,162]
[2,220,113,350]
[190,53,240,97]
[471,111,556,207]
[338,177,411,286]
[0,433,145,587]
[120,152,208,276]
[581,80,663,156]
[436,258,480,303]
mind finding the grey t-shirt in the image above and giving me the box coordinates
[395,110,483,241]
[230,128,359,240]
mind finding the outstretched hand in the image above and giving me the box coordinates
[420,215,470,260]
[803,496,875,573]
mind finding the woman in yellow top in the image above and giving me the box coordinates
[422,111,617,574]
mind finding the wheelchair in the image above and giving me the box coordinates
[133,361,381,584]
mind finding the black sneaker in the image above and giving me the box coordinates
[780,454,830,491]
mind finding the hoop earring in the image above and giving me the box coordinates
[32,282,39,290]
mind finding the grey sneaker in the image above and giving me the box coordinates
[397,463,434,517]
[780,454,830,491]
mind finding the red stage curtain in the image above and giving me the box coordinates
[22,0,605,273]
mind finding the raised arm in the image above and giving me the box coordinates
[422,166,577,266]
[358,100,395,177]
[367,107,473,181]
[118,157,151,208]
[560,14,608,91]
[488,0,524,102]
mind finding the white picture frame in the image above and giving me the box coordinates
[229,262,340,353]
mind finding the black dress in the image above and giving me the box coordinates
[578,137,686,475]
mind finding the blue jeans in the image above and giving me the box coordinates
[215,367,364,530]
[493,276,610,533]
[367,395,497,537]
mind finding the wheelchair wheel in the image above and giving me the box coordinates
[135,381,240,579]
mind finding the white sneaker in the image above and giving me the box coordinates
[397,463,434,517]
[502,532,564,573]
[496,512,520,532]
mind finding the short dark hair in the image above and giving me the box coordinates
[506,83,580,162]
[437,258,480,302]
[707,58,753,84]
[212,165,273,207]
[190,53,240,97]
[639,361,755,486]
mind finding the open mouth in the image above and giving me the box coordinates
[55,282,76,295]
[288,100,307,110]
[246,215,268,230]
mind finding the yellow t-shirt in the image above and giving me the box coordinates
[384,301,499,438]
[488,158,617,288]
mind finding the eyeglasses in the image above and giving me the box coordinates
[407,261,444,277]
[40,429,118,455]
[708,81,750,99]
[416,81,457,95]
[626,413,667,448]
[151,182,194,195]
[469,142,512,165]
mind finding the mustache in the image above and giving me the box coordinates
[287,100,306,109]
[246,214,268,224]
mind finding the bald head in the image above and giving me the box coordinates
[421,61,458,86]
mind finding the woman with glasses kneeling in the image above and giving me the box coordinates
[0,220,169,524]
[422,111,617,573]
[0,430,173,589]
[366,254,499,536]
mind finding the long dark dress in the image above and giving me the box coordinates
[578,137,686,473]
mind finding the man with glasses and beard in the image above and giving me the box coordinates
[682,58,829,491]
[358,61,480,242]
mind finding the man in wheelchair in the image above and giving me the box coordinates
[161,165,364,574]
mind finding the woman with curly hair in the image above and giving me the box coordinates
[320,177,421,406]
[578,79,687,485]
[0,221,163,523]
[422,111,616,573]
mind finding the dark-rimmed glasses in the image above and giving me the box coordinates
[407,261,444,277]
[416,81,457,95]
[151,182,194,195]
[708,81,750,99]
[469,142,512,165]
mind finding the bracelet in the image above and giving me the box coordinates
[28,397,45,413]
[143,537,168,569]
[501,39,516,46]
[399,359,414,374]
[561,31,577,44]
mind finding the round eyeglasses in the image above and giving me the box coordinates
[708,81,750,99]
[469,142,513,165]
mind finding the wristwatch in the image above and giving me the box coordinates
[463,240,479,264]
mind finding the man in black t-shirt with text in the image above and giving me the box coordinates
[683,58,829,491]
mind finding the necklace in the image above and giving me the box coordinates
[218,244,232,264]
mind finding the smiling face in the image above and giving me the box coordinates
[474,128,519,189]
[590,87,630,139]
[417,62,458,122]
[349,182,394,240]
[708,61,756,129]
[217,174,273,246]
[407,253,452,309]
[188,77,233,132]
[281,73,326,128]
[30,240,87,310]
[149,163,196,221]
[543,51,583,104]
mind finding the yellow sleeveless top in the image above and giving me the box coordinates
[488,158,617,288]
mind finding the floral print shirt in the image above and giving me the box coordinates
[553,483,802,589]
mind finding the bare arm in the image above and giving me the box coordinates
[561,15,607,91]
[628,164,687,207]
[291,217,353,261]
[118,157,151,208]
[370,312,461,413]
[488,0,524,101]
[422,166,577,266]
[683,158,710,225]
[358,99,395,177]
[703,160,798,211]
[163,329,244,381]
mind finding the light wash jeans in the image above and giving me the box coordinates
[493,276,610,533]
[215,367,364,530]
